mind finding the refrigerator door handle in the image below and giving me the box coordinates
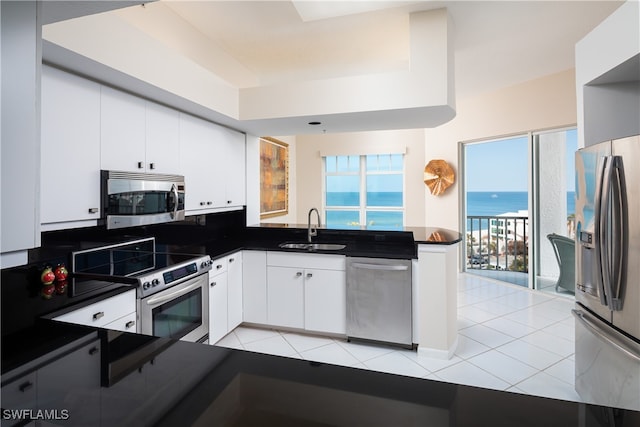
[573,309,640,363]
[610,156,626,311]
[595,156,611,307]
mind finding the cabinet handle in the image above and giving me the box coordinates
[229,258,235,263]
[207,201,213,205]
[216,264,223,270]
[296,272,303,277]
[89,346,100,356]
[88,208,99,214]
[137,161,144,169]
[125,320,136,329]
[210,281,217,287]
[306,273,313,278]
[19,381,34,393]
[227,200,232,204]
[149,162,155,170]
[200,201,206,206]
[93,311,104,321]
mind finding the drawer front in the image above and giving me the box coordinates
[267,252,345,271]
[103,312,138,333]
[54,289,136,327]
[210,256,228,275]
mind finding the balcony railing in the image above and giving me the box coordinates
[466,215,529,274]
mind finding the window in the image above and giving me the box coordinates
[324,154,404,230]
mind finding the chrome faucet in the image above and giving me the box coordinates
[308,208,321,243]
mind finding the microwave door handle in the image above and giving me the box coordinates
[168,184,178,219]
[594,156,610,307]
[610,156,626,311]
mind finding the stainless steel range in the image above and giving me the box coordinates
[72,237,212,343]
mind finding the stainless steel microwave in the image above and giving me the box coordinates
[101,170,185,229]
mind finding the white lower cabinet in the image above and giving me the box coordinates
[242,250,267,324]
[208,259,228,344]
[53,289,136,329]
[266,266,305,329]
[227,252,243,331]
[209,251,243,344]
[304,269,346,334]
[266,252,346,334]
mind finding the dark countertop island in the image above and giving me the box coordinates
[2,320,639,427]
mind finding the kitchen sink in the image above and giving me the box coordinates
[278,242,346,251]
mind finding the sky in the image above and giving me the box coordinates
[465,130,577,192]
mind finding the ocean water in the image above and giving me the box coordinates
[324,191,576,230]
[467,191,575,217]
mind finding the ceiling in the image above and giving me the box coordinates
[43,1,625,134]
[155,0,623,100]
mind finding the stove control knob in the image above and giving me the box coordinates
[143,282,151,290]
[152,279,160,286]
[201,260,210,268]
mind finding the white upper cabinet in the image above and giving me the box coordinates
[101,86,180,174]
[179,114,219,212]
[179,113,246,214]
[100,86,146,172]
[145,102,180,174]
[221,128,246,208]
[41,66,101,228]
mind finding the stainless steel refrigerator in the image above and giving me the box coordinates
[574,135,640,411]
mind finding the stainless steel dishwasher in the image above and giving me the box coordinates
[346,257,413,348]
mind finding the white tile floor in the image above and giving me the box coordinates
[214,273,582,403]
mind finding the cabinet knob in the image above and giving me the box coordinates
[207,201,213,205]
[200,202,206,206]
[296,272,303,277]
[306,273,313,278]
[125,320,136,329]
[88,346,100,356]
[227,200,232,204]
[88,208,99,214]
[210,282,217,287]
[216,264,223,270]
[137,161,144,169]
[19,381,34,393]
[229,258,235,263]
[93,311,104,321]
[149,162,155,170]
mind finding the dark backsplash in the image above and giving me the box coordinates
[1,209,247,336]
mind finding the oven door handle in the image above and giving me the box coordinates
[145,280,202,306]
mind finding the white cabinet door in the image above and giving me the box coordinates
[304,269,346,334]
[227,252,243,331]
[209,269,228,344]
[267,266,304,329]
[100,86,146,172]
[222,128,246,207]
[243,251,267,324]
[41,66,101,226]
[145,102,180,174]
[179,114,217,213]
[53,290,136,328]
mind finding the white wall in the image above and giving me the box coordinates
[293,129,426,227]
[423,69,578,231]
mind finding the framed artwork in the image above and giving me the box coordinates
[260,137,289,219]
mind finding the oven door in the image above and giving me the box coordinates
[138,273,208,343]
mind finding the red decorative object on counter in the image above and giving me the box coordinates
[54,264,68,282]
[40,266,55,285]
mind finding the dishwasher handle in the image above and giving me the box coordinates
[350,262,408,271]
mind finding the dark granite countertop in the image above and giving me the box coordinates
[1,320,639,426]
